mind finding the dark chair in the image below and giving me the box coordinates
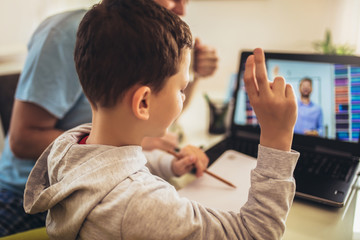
[0,73,50,238]
[0,73,20,136]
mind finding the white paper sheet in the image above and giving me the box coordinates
[178,150,257,212]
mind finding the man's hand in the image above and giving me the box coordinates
[244,48,297,151]
[171,145,209,177]
[193,38,218,78]
[182,38,218,109]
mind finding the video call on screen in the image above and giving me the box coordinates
[234,59,360,143]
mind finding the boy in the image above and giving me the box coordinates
[24,0,299,239]
[1,0,212,235]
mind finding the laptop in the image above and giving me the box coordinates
[205,50,360,207]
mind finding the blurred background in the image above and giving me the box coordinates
[1,0,359,90]
[1,0,360,148]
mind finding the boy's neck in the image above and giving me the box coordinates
[86,106,144,147]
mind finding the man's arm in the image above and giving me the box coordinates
[9,100,64,159]
[183,38,218,109]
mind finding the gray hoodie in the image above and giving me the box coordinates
[24,123,299,239]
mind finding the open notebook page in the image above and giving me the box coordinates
[178,150,257,212]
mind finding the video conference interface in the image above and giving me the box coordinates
[234,57,360,143]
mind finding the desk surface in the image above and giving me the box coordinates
[175,92,360,240]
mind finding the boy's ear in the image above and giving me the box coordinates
[132,86,151,120]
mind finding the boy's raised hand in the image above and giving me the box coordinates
[244,48,297,151]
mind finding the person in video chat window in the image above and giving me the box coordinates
[294,77,323,136]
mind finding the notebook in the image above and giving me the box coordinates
[204,51,360,207]
[178,150,256,211]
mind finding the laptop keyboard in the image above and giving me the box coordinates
[293,149,356,182]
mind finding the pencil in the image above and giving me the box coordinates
[166,149,237,188]
[203,169,237,188]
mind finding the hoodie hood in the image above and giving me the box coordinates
[23,123,146,240]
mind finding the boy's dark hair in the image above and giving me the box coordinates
[300,77,313,86]
[74,0,193,108]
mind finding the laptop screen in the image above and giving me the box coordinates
[233,51,360,143]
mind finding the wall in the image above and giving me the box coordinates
[0,0,98,57]
[1,0,359,90]
[183,0,360,94]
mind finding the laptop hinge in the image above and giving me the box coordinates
[315,146,353,158]
[234,130,260,141]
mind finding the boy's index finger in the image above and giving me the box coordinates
[253,48,270,94]
[243,55,258,99]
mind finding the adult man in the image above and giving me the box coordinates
[294,77,323,136]
[0,0,218,236]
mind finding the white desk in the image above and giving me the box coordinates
[174,92,360,240]
[284,187,359,240]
